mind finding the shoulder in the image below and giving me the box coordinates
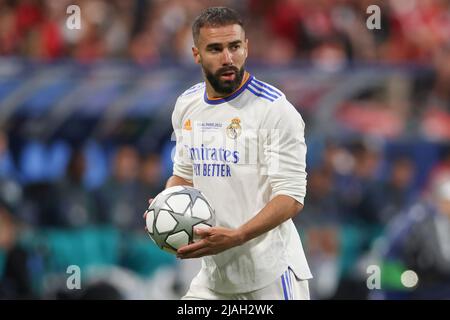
[173,82,205,116]
[246,76,299,117]
[179,82,205,99]
[246,76,285,103]
[248,77,303,125]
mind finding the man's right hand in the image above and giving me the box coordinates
[143,198,154,219]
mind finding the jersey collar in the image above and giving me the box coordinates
[204,72,253,105]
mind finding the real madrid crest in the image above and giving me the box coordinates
[226,118,242,139]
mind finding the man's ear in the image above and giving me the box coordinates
[244,39,249,59]
[192,46,201,64]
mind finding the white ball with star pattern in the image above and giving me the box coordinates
[145,186,215,254]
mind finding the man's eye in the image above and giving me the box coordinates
[231,45,240,50]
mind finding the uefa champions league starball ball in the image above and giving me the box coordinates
[144,186,216,254]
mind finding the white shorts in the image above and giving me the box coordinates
[182,267,310,300]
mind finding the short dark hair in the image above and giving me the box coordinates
[192,7,244,45]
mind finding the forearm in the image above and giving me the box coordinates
[177,194,303,258]
[166,175,193,188]
[236,195,303,245]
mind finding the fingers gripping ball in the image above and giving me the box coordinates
[144,186,215,254]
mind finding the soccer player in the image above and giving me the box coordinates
[148,7,312,300]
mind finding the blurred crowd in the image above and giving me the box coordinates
[1,127,450,299]
[296,138,450,299]
[0,132,182,299]
[1,0,450,64]
[1,0,450,300]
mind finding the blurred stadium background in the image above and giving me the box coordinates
[1,0,450,299]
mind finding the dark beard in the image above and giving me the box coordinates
[204,66,245,96]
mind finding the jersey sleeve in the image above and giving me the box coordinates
[262,97,307,205]
[171,98,193,182]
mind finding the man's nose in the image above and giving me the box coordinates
[221,48,233,65]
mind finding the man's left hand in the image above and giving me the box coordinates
[177,226,244,259]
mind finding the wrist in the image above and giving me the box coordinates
[234,228,247,246]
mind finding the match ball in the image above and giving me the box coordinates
[145,186,215,254]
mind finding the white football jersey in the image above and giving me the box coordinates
[172,72,312,293]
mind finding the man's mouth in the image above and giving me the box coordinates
[220,71,236,81]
